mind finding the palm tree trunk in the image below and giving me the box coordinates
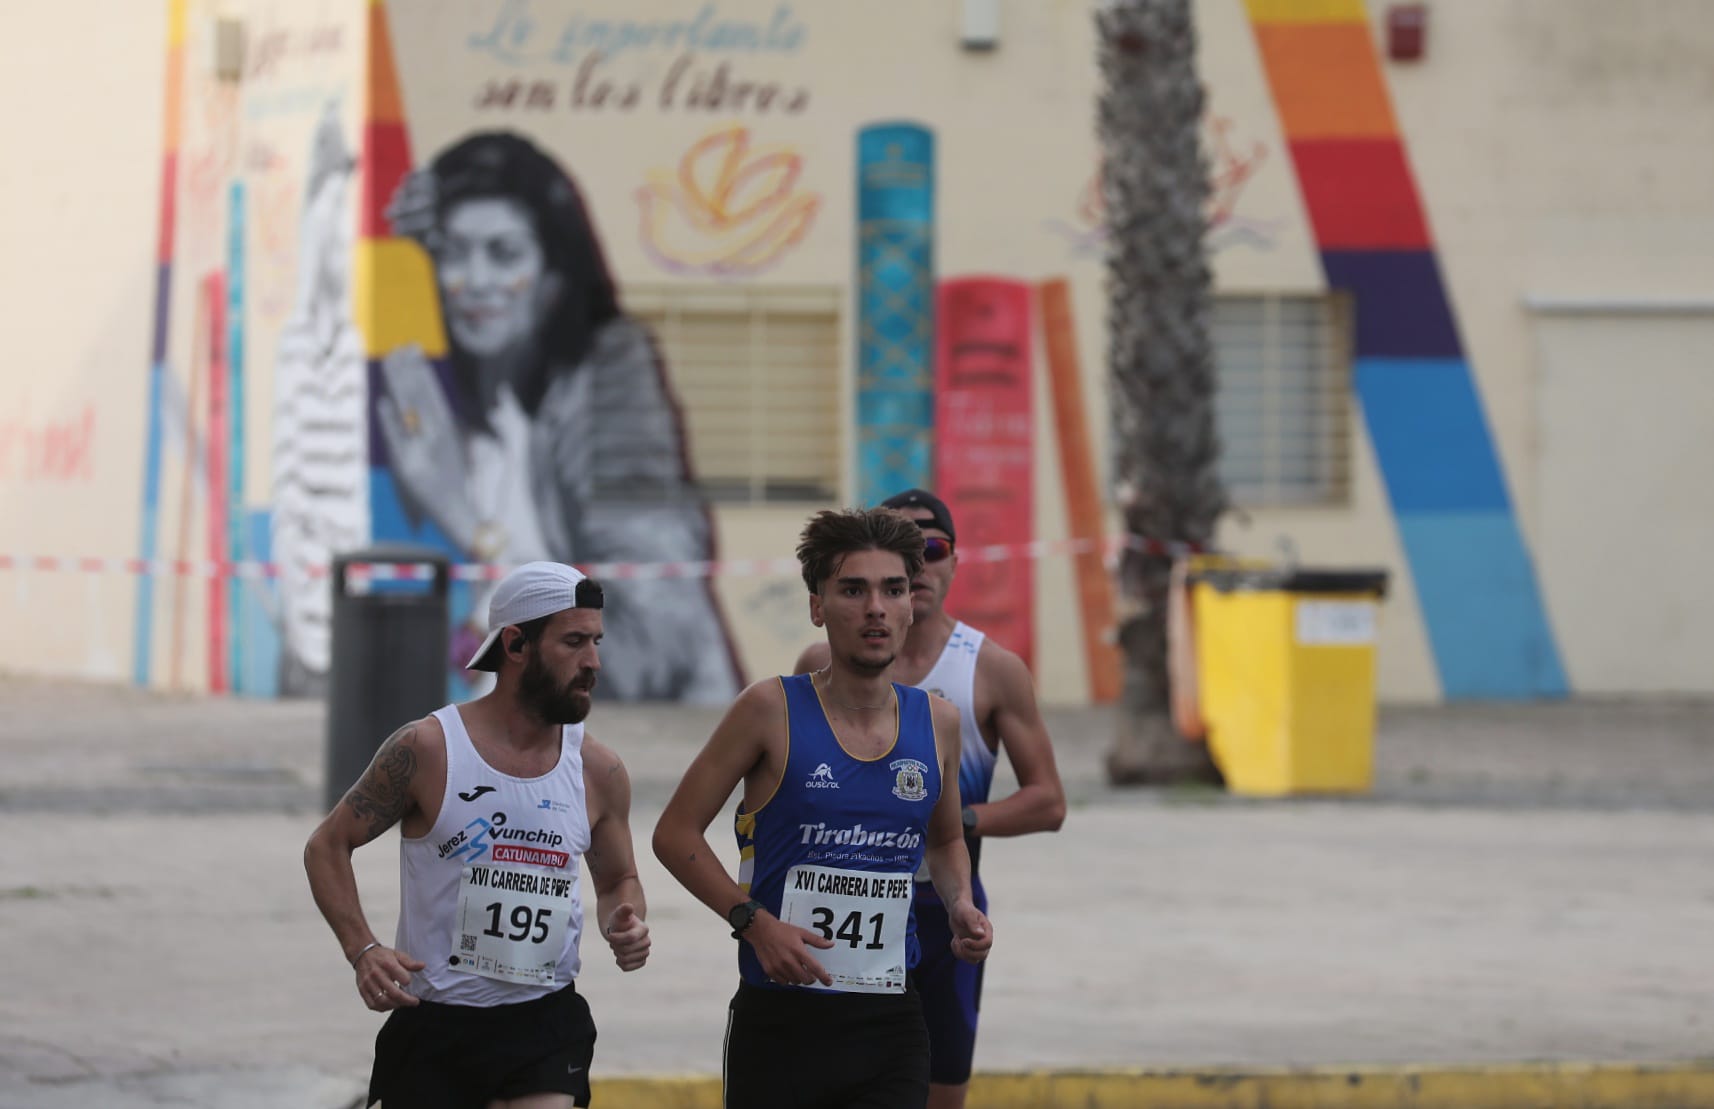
[1098,0,1227,784]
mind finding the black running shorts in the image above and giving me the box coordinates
[722,982,930,1109]
[368,982,596,1108]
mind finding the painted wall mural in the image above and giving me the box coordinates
[855,122,936,506]
[364,1,744,703]
[269,103,368,697]
[635,123,820,277]
[1046,114,1280,257]
[1242,0,1565,698]
[934,278,1036,670]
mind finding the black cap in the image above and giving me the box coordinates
[880,488,956,542]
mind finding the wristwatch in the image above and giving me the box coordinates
[727,898,766,939]
[961,805,979,834]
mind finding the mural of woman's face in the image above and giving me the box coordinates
[436,196,560,361]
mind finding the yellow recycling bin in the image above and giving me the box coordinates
[1189,562,1389,797]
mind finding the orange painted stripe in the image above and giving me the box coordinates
[162,48,184,150]
[367,0,405,125]
[1039,279,1121,704]
[1253,22,1398,139]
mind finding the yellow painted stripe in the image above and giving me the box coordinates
[167,0,188,47]
[591,1063,1714,1109]
[1244,0,1367,24]
[353,238,446,358]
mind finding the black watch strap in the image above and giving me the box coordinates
[727,898,765,939]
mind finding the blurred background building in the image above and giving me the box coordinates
[2,0,1709,705]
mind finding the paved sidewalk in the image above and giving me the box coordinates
[1,677,1710,1107]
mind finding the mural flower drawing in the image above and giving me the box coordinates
[636,124,820,277]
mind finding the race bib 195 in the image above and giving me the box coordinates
[450,863,575,985]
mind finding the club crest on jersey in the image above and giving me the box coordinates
[806,762,839,789]
[890,758,929,802]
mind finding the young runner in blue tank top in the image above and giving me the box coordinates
[656,506,993,1109]
[795,489,1066,1109]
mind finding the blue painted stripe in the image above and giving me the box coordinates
[1354,358,1511,513]
[133,349,169,686]
[227,182,247,692]
[1395,511,1568,699]
[1323,250,1461,359]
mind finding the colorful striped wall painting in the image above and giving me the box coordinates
[134,0,190,686]
[1244,0,1567,698]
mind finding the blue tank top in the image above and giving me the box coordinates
[735,674,941,991]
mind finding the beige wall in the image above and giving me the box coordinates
[0,1,165,681]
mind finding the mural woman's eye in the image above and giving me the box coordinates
[489,237,530,267]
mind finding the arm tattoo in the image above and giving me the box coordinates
[345,724,418,842]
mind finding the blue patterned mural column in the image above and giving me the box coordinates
[855,123,935,505]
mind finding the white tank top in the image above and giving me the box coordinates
[396,704,591,1006]
[913,621,996,805]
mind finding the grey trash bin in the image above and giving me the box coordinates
[323,545,451,812]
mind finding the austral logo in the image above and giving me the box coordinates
[805,763,839,789]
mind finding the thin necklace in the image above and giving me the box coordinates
[814,669,893,711]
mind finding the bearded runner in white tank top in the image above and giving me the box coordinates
[795,489,1067,1109]
[305,562,652,1109]
[397,704,592,1004]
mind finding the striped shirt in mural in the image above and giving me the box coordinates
[270,315,368,681]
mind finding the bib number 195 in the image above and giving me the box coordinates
[484,903,552,944]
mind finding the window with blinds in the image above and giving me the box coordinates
[628,285,843,503]
[1211,293,1353,507]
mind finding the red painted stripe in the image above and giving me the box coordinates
[1289,138,1431,250]
[361,122,414,237]
[156,153,179,264]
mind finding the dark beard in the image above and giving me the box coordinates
[518,650,593,725]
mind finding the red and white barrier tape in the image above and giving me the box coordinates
[0,535,1204,584]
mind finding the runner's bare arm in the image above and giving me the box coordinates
[652,680,835,985]
[583,736,650,971]
[969,642,1067,837]
[791,641,831,674]
[308,716,442,966]
[923,695,992,963]
[922,695,975,910]
[652,681,779,917]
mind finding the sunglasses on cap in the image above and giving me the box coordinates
[923,537,954,563]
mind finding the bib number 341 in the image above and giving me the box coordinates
[778,865,912,994]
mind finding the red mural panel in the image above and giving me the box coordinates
[933,278,1034,669]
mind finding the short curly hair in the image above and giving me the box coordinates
[795,507,926,595]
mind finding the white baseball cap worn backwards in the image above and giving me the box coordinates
[465,561,604,672]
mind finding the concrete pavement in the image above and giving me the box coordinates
[1,677,1710,1107]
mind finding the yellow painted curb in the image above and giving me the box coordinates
[592,1061,1714,1108]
